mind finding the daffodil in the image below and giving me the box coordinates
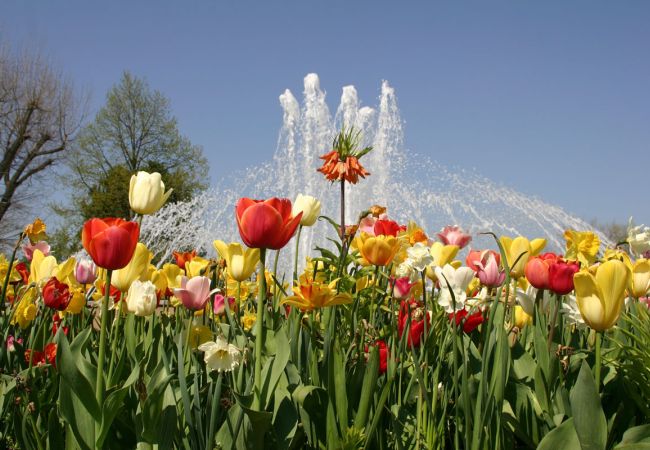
[630,259,650,298]
[198,336,241,372]
[499,236,546,278]
[213,240,260,282]
[434,264,475,313]
[398,221,429,246]
[11,287,38,329]
[241,309,256,331]
[627,217,650,256]
[282,279,353,311]
[0,254,22,285]
[513,305,532,328]
[111,243,153,292]
[24,218,47,243]
[564,229,600,267]
[574,259,631,332]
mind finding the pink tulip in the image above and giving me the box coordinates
[392,277,416,300]
[437,226,472,249]
[22,241,51,261]
[640,297,650,309]
[476,251,505,287]
[174,276,213,311]
[75,259,97,285]
[213,294,236,315]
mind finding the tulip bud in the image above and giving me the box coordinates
[75,259,97,285]
[129,171,173,215]
[213,294,236,315]
[126,280,157,316]
[292,194,321,227]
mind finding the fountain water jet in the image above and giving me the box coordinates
[142,73,608,270]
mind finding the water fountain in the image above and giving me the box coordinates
[142,74,607,269]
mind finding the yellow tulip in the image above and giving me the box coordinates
[213,240,260,282]
[574,259,631,332]
[11,287,38,329]
[53,257,77,287]
[499,236,546,278]
[111,243,152,292]
[0,254,22,285]
[354,232,401,266]
[186,256,210,278]
[29,250,57,284]
[630,259,650,298]
[602,248,633,271]
[425,242,459,281]
[160,263,184,290]
[513,305,532,329]
[564,229,600,267]
[282,279,353,311]
[188,324,213,349]
[65,287,86,314]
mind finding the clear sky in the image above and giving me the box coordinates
[2,1,649,225]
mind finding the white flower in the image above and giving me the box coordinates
[395,260,418,282]
[515,285,552,316]
[627,217,650,256]
[129,171,173,215]
[198,336,242,373]
[292,194,321,227]
[560,294,586,329]
[435,264,475,313]
[126,280,157,317]
[406,242,434,271]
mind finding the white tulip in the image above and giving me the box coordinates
[292,194,321,227]
[129,171,173,215]
[126,280,157,317]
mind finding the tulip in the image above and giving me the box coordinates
[513,305,532,328]
[466,249,500,272]
[236,197,302,250]
[564,229,600,267]
[75,259,97,285]
[282,279,353,311]
[174,276,213,311]
[548,260,580,295]
[630,259,650,298]
[449,308,485,333]
[425,242,460,281]
[398,299,429,347]
[22,241,50,261]
[213,294,236,315]
[392,277,417,300]
[435,264,476,313]
[42,277,71,311]
[354,232,401,266]
[291,194,321,227]
[111,243,152,292]
[82,218,140,270]
[28,250,57,284]
[374,219,402,237]
[172,250,197,270]
[500,236,546,278]
[213,240,260,282]
[365,340,389,375]
[437,225,472,249]
[126,280,157,316]
[399,221,430,245]
[574,259,631,332]
[524,253,558,290]
[129,171,173,215]
[474,250,505,287]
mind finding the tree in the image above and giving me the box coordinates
[52,72,208,257]
[0,45,83,243]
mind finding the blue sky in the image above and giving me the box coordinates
[2,1,649,225]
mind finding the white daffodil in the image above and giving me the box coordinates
[198,336,242,373]
[628,217,650,257]
[435,264,475,313]
[406,242,434,272]
[560,294,586,329]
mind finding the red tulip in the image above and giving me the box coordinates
[25,349,45,365]
[392,277,416,300]
[398,299,429,347]
[373,219,402,237]
[548,260,580,295]
[81,218,140,270]
[42,277,71,311]
[45,343,57,368]
[172,250,197,269]
[235,198,302,250]
[365,340,389,374]
[14,262,29,285]
[449,309,485,333]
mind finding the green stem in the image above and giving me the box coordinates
[595,331,602,392]
[547,293,561,351]
[253,248,267,410]
[1,232,24,311]
[95,269,112,448]
[293,225,303,281]
[106,296,124,385]
[340,179,346,241]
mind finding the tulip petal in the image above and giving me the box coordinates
[264,198,293,222]
[238,203,283,248]
[235,198,260,222]
[574,271,606,331]
[82,218,109,252]
[594,259,629,327]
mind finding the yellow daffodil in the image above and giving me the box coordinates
[213,240,260,282]
[574,259,631,332]
[24,218,47,243]
[188,324,213,349]
[226,276,251,301]
[564,229,600,267]
[0,254,22,285]
[425,242,460,281]
[282,279,353,311]
[111,243,153,292]
[354,232,401,267]
[242,309,257,331]
[398,221,430,246]
[499,236,546,278]
[186,256,210,278]
[11,287,38,328]
[64,287,86,314]
[630,259,650,298]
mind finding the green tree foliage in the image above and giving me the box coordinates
[52,71,209,257]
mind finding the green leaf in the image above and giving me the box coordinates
[537,418,580,450]
[570,361,607,450]
[97,365,139,447]
[615,424,650,448]
[354,346,379,430]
